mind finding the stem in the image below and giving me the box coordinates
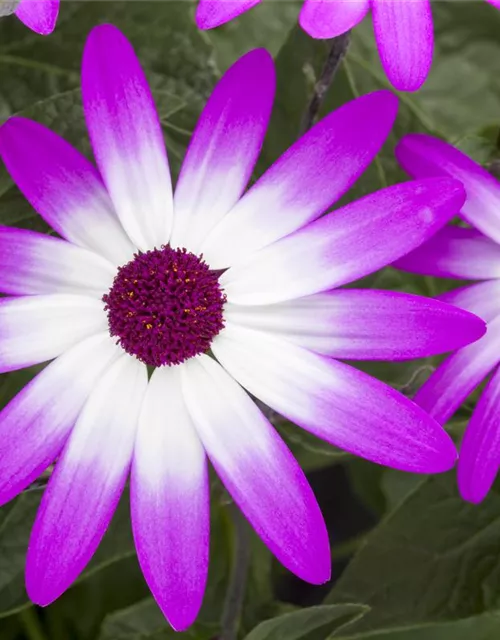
[299,31,351,135]
[398,365,435,397]
[220,506,251,640]
[19,608,48,640]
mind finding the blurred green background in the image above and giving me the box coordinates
[1,1,500,638]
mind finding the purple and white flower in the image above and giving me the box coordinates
[395,133,500,505]
[196,0,500,93]
[0,24,485,630]
[13,0,59,35]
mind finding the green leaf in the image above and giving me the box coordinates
[335,611,500,640]
[0,1,215,116]
[327,473,500,634]
[205,1,301,71]
[244,604,369,640]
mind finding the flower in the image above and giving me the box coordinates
[394,133,500,505]
[196,0,500,93]
[0,24,484,631]
[13,0,59,35]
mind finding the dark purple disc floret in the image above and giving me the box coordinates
[103,246,226,367]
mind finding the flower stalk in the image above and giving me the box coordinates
[299,31,351,135]
[220,506,251,640]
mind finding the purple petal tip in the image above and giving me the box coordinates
[25,576,60,608]
[14,0,59,36]
[368,89,399,121]
[426,176,467,210]
[458,484,487,506]
[430,432,458,474]
[306,560,332,586]
[235,47,275,82]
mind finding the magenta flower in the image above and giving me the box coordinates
[0,24,484,630]
[13,0,59,35]
[394,134,500,505]
[196,0,500,93]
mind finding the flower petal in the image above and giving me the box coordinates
[458,365,500,504]
[299,0,369,39]
[221,177,465,305]
[26,355,147,606]
[394,226,500,280]
[212,324,457,473]
[0,227,116,297]
[414,314,500,424]
[396,133,500,244]
[438,280,500,322]
[486,0,500,8]
[372,0,433,92]
[171,50,275,253]
[182,355,330,585]
[0,295,108,373]
[201,91,398,269]
[82,24,172,251]
[132,366,209,632]
[14,0,59,35]
[224,290,485,360]
[195,0,261,30]
[0,334,121,506]
[0,117,135,265]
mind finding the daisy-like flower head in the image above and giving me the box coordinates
[0,24,486,631]
[196,0,500,93]
[10,0,59,35]
[395,134,500,506]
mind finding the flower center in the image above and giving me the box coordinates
[103,246,226,367]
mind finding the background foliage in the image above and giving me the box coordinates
[1,1,500,638]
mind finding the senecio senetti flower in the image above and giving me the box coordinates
[11,0,59,35]
[0,24,485,630]
[395,134,500,506]
[196,0,500,92]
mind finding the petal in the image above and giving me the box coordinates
[0,295,108,373]
[212,324,457,473]
[14,0,59,35]
[224,289,485,360]
[171,49,275,253]
[82,24,173,251]
[458,366,500,504]
[182,355,331,585]
[299,0,370,39]
[0,334,121,506]
[0,227,116,297]
[131,366,209,632]
[372,0,433,92]
[26,355,147,606]
[396,133,500,244]
[394,226,500,280]
[201,91,398,269]
[438,280,500,322]
[486,0,500,8]
[414,314,500,424]
[0,117,135,265]
[221,177,465,305]
[195,0,261,29]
